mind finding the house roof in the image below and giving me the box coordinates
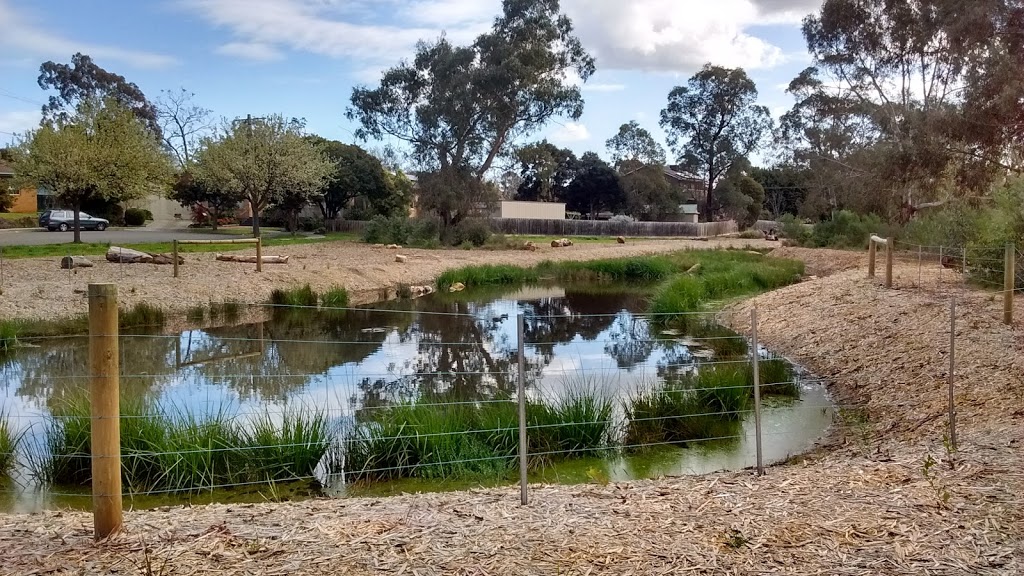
[0,160,13,176]
[663,166,702,182]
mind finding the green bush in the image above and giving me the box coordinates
[448,218,491,247]
[270,285,319,307]
[809,210,885,249]
[124,208,147,227]
[778,214,812,244]
[142,209,154,221]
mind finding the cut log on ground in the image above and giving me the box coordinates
[616,236,626,244]
[60,256,94,269]
[522,241,537,252]
[395,255,407,263]
[215,254,290,264]
[550,238,573,248]
[106,246,183,265]
[686,263,702,275]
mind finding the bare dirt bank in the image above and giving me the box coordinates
[3,259,1022,575]
[0,237,775,322]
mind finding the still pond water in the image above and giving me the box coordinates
[0,283,834,512]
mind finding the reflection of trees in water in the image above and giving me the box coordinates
[187,309,407,400]
[10,283,685,413]
[8,331,178,410]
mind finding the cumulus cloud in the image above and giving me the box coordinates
[181,0,820,75]
[549,122,591,143]
[0,0,177,69]
[560,0,821,74]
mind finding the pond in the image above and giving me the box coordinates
[0,283,835,512]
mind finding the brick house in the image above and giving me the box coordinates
[0,160,42,213]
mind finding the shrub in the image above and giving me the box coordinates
[810,210,884,249]
[778,214,811,245]
[448,218,491,247]
[363,215,414,245]
[119,302,165,329]
[123,206,146,224]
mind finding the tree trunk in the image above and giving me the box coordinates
[208,204,219,230]
[252,206,261,238]
[73,201,82,244]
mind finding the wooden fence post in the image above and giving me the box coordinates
[885,237,894,288]
[517,314,528,505]
[751,308,763,477]
[256,237,263,273]
[1005,243,1016,325]
[868,239,877,278]
[948,297,957,451]
[172,240,179,278]
[88,284,122,540]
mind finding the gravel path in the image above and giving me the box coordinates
[0,237,775,321]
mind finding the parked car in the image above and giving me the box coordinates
[39,210,109,232]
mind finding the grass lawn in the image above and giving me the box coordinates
[0,232,360,260]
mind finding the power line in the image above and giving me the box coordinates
[0,89,44,106]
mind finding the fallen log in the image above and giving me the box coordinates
[395,255,407,263]
[60,256,94,269]
[215,254,290,264]
[550,238,573,248]
[616,236,626,244]
[106,246,182,265]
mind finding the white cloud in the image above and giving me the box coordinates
[550,122,591,143]
[0,109,41,135]
[216,41,285,62]
[181,0,489,67]
[0,0,178,69]
[180,0,820,76]
[561,0,821,74]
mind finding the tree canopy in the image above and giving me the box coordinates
[605,121,666,167]
[348,0,594,228]
[562,152,625,217]
[192,116,332,237]
[38,53,160,137]
[660,65,771,221]
[13,98,171,242]
[514,141,577,202]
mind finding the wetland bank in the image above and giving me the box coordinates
[0,250,834,511]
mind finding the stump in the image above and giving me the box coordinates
[60,256,94,269]
[395,255,407,263]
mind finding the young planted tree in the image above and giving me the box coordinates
[348,0,595,230]
[38,53,161,137]
[193,116,332,237]
[660,65,771,221]
[14,98,171,242]
[169,170,242,229]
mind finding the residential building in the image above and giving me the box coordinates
[492,200,565,220]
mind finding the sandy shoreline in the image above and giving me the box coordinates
[0,237,781,322]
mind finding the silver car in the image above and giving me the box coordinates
[39,209,110,232]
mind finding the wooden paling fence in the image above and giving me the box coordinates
[326,218,737,238]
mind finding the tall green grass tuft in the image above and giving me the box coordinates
[550,256,677,283]
[650,275,706,317]
[0,411,21,476]
[0,321,18,354]
[436,264,539,290]
[269,285,319,307]
[186,305,205,323]
[320,286,350,308]
[39,397,333,493]
[208,300,242,323]
[120,302,166,330]
[759,358,799,397]
[343,388,615,481]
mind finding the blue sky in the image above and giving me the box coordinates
[0,0,822,167]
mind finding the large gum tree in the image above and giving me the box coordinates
[347,0,595,229]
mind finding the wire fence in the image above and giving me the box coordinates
[0,291,954,538]
[873,238,1020,324]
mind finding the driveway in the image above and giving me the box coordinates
[0,227,256,246]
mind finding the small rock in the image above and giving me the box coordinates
[616,236,625,244]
